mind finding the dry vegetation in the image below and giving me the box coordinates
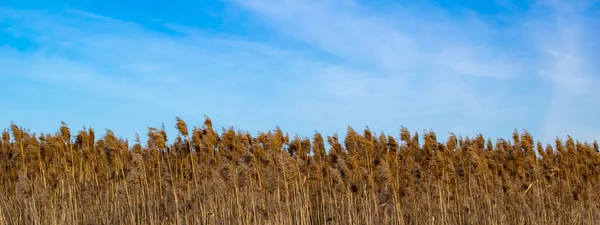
[1,116,599,225]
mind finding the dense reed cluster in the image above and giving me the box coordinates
[1,117,599,225]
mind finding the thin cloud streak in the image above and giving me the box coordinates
[526,0,600,141]
[0,1,598,144]
[229,0,545,139]
[230,0,599,142]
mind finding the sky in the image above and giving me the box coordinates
[1,0,599,145]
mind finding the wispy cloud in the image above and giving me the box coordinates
[230,0,532,78]
[525,0,600,141]
[0,1,598,143]
[0,6,322,137]
[227,0,543,137]
[228,0,599,142]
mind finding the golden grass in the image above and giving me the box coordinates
[0,117,599,225]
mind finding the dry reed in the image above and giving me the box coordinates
[0,117,598,225]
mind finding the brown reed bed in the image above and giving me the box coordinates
[0,117,599,224]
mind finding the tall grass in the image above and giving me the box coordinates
[0,117,599,224]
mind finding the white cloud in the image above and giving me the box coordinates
[230,0,531,78]
[523,0,600,142]
[228,0,542,137]
[0,7,328,139]
[1,1,598,144]
[228,0,600,143]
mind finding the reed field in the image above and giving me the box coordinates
[1,116,599,225]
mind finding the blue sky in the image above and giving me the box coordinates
[1,0,599,145]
